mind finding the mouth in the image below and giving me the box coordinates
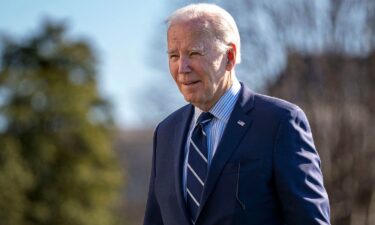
[182,80,200,86]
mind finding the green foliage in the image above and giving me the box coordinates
[0,21,123,225]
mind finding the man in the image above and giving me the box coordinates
[143,3,330,225]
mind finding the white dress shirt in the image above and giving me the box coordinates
[183,78,241,199]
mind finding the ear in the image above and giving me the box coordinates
[226,43,237,71]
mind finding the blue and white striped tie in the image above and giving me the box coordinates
[186,112,213,223]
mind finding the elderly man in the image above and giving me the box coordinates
[143,3,330,225]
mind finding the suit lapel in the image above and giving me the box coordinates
[196,85,255,219]
[173,105,194,224]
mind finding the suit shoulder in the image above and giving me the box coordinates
[253,93,303,118]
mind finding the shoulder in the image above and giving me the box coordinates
[254,93,301,114]
[253,93,311,135]
[240,83,303,120]
[249,91,306,124]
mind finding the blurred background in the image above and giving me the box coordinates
[0,0,374,225]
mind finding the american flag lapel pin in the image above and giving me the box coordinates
[237,120,245,127]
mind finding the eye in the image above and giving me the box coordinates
[169,54,179,60]
[189,51,201,57]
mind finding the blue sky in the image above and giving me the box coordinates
[0,0,172,128]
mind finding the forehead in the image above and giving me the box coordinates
[167,20,212,50]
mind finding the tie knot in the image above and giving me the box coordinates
[196,112,214,125]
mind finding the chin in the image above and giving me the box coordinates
[183,96,195,104]
[183,95,199,105]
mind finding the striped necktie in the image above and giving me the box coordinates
[186,112,214,223]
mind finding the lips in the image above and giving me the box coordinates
[182,80,200,86]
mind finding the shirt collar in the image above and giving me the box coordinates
[193,78,241,124]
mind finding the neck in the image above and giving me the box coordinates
[197,71,235,111]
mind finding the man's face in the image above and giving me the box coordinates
[167,20,230,111]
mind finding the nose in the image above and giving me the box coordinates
[178,56,191,74]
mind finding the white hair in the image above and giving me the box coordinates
[167,3,241,64]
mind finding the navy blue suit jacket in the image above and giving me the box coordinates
[143,84,330,225]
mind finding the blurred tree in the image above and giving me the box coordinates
[0,21,123,225]
[267,52,375,225]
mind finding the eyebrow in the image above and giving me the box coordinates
[167,50,176,54]
[190,46,204,52]
[166,46,205,54]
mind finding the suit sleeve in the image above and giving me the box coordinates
[143,125,164,225]
[274,108,331,225]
